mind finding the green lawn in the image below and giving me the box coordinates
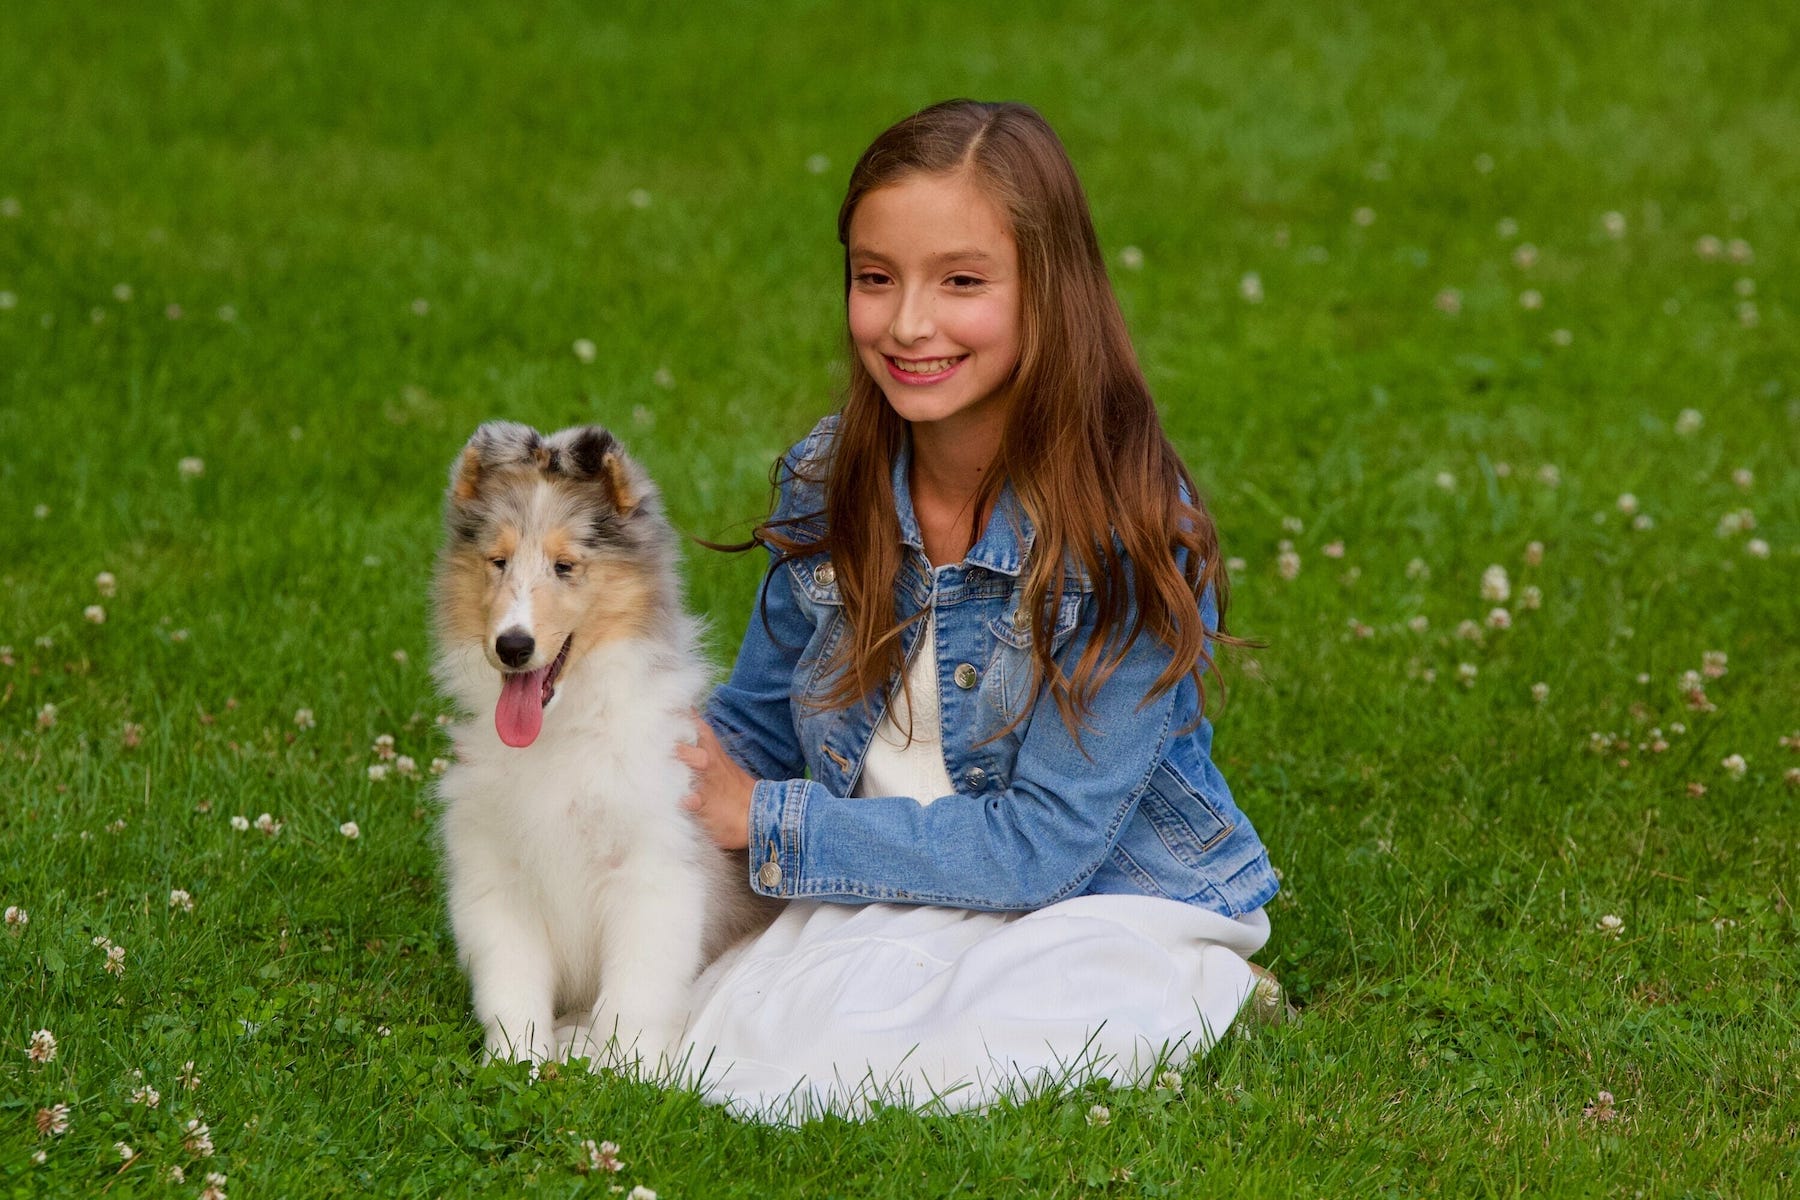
[3,1,1796,1195]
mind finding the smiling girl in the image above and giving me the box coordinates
[675,100,1281,1113]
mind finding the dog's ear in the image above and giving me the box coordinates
[450,421,543,504]
[553,426,642,516]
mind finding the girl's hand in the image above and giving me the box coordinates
[677,714,755,851]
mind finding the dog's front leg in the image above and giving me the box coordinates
[583,869,708,1072]
[451,892,559,1064]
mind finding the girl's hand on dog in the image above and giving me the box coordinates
[678,715,754,851]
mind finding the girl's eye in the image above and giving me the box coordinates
[853,270,892,287]
[554,561,575,578]
[948,274,984,288]
[489,558,507,572]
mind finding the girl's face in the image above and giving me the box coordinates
[846,172,1022,436]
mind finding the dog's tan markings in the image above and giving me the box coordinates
[600,451,639,516]
[452,445,485,503]
[542,529,580,576]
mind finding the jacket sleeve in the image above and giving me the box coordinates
[743,585,1205,911]
[703,555,811,784]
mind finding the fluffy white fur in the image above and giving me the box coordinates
[432,423,769,1067]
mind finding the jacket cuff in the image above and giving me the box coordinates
[748,778,807,897]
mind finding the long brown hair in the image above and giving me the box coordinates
[758,99,1236,737]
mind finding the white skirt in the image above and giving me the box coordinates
[669,895,1270,1123]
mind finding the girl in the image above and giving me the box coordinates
[675,100,1279,1113]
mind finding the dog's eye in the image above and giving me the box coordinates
[554,561,575,578]
[489,558,507,572]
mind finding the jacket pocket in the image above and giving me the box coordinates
[984,590,1084,721]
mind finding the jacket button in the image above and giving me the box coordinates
[1012,608,1030,630]
[964,766,987,790]
[953,663,979,689]
[814,561,836,587]
[758,860,783,889]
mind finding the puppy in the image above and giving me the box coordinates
[431,421,772,1066]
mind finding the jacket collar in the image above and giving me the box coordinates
[890,430,1035,577]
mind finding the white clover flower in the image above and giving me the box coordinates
[1496,216,1519,238]
[579,1139,624,1174]
[1738,300,1758,328]
[1673,408,1704,436]
[1276,548,1300,580]
[84,604,106,624]
[1512,242,1538,268]
[1281,515,1304,534]
[169,889,194,913]
[1731,468,1753,490]
[1225,556,1247,573]
[178,456,205,479]
[1745,538,1770,559]
[1485,607,1512,630]
[0,291,14,309]
[1118,245,1144,271]
[1322,540,1345,559]
[1353,205,1375,226]
[1601,210,1626,238]
[113,282,134,302]
[1727,237,1753,263]
[130,1083,160,1107]
[1157,1069,1184,1093]
[1721,754,1747,778]
[410,297,430,316]
[395,755,418,778]
[36,703,57,730]
[1702,651,1728,679]
[1615,493,1639,515]
[1433,471,1456,491]
[5,905,27,931]
[179,1061,201,1090]
[27,1029,56,1062]
[1520,585,1542,610]
[1549,328,1572,346]
[1536,464,1561,488]
[1455,620,1482,642]
[1456,662,1478,687]
[36,1103,70,1136]
[1406,615,1430,634]
[1473,152,1495,173]
[184,1119,215,1157]
[429,757,450,776]
[229,814,250,831]
[572,338,597,363]
[94,571,117,597]
[805,153,830,175]
[1480,564,1511,603]
[1433,288,1462,315]
[1695,234,1722,259]
[373,733,396,759]
[339,821,360,840]
[391,648,408,664]
[1530,682,1549,704]
[1631,513,1654,531]
[200,1173,227,1200]
[1734,277,1756,298]
[367,763,391,782]
[628,1189,656,1200]
[1239,272,1264,303]
[1405,557,1430,580]
[626,188,652,209]
[103,943,126,975]
[254,813,283,836]
[652,366,676,390]
[294,707,315,729]
[1597,914,1623,934]
[1086,1103,1111,1126]
[1518,288,1542,310]
[115,1141,137,1162]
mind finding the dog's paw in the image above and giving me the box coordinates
[484,1022,557,1065]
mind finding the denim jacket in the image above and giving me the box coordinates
[705,416,1279,917]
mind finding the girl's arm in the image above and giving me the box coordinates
[724,592,1193,912]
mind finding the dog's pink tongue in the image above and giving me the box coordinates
[495,667,549,748]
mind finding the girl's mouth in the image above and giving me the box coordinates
[885,354,967,384]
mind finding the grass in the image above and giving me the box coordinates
[2,0,1796,1194]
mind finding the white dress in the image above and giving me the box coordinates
[674,612,1269,1123]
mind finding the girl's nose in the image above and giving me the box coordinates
[889,287,935,344]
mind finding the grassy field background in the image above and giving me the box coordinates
[2,1,1796,1195]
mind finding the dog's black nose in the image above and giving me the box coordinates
[495,630,535,668]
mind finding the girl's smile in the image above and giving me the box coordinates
[846,172,1021,434]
